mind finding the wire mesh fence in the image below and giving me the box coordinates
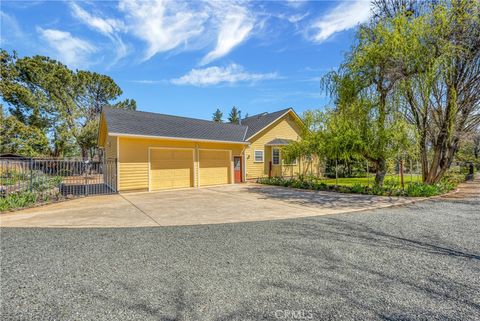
[297,158,475,187]
[0,158,117,202]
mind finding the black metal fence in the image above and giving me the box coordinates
[0,158,117,199]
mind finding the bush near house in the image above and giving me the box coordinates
[0,170,62,212]
[258,173,463,197]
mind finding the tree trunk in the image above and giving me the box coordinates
[374,158,387,187]
[81,146,89,160]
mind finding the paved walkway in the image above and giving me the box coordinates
[0,184,421,228]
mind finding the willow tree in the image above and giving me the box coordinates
[395,0,480,183]
[322,15,413,186]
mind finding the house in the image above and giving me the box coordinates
[98,107,316,192]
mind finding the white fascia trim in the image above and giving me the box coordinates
[246,109,303,141]
[109,132,249,145]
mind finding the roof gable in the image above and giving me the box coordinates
[242,108,302,141]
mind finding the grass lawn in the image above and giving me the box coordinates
[320,174,423,187]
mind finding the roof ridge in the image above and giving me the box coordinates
[242,107,292,120]
[104,106,248,128]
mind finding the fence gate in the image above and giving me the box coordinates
[0,158,118,199]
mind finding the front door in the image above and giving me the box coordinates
[234,156,242,183]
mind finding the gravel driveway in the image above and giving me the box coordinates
[1,196,479,320]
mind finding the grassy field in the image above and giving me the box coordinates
[319,174,423,187]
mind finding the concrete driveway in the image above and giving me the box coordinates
[0,184,415,228]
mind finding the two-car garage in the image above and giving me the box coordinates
[149,148,232,191]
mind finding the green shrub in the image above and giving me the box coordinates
[0,170,29,186]
[404,183,440,197]
[0,192,38,212]
[350,183,366,194]
[258,173,463,198]
[31,176,62,192]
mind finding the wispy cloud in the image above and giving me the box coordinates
[118,0,208,61]
[284,0,308,9]
[309,0,371,43]
[37,28,96,68]
[70,3,124,36]
[0,11,24,45]
[200,3,255,65]
[117,0,256,64]
[171,64,279,86]
[70,3,127,64]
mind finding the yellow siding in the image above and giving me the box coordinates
[199,150,231,186]
[105,136,117,160]
[97,114,108,147]
[118,137,243,192]
[245,113,303,179]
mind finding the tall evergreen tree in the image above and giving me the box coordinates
[0,50,136,158]
[212,108,223,122]
[228,106,240,124]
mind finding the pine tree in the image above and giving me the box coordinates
[228,106,240,124]
[212,108,223,122]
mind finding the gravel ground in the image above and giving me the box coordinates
[1,197,479,321]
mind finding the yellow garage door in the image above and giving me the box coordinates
[150,149,194,190]
[199,150,230,186]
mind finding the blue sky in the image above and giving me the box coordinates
[0,0,372,120]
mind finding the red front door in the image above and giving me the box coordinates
[234,157,242,183]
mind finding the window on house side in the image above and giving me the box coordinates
[254,150,264,162]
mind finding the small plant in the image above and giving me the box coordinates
[404,183,439,197]
[0,192,38,211]
[350,183,366,194]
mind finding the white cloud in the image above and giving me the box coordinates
[70,3,124,36]
[171,64,279,86]
[0,11,24,45]
[118,0,208,61]
[284,0,308,9]
[309,0,371,43]
[70,3,127,64]
[117,0,256,64]
[37,28,96,68]
[200,3,255,65]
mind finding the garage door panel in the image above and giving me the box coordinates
[150,149,194,190]
[199,150,230,186]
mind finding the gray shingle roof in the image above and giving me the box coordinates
[103,107,249,143]
[265,138,293,146]
[241,108,292,139]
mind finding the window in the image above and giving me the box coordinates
[272,148,280,165]
[254,150,264,162]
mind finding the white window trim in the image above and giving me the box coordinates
[272,148,280,165]
[254,150,264,163]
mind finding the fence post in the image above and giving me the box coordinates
[335,158,338,186]
[366,161,369,186]
[400,159,404,190]
[84,161,88,196]
[29,158,33,192]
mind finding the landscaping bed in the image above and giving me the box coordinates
[258,173,465,197]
